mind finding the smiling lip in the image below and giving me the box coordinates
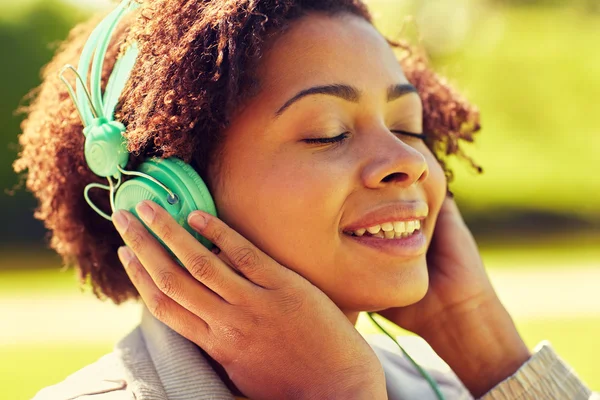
[342,201,429,233]
[343,229,427,257]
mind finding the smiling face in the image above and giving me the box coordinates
[206,11,447,320]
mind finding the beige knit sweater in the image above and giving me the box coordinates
[33,306,597,399]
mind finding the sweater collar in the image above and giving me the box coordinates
[117,306,235,400]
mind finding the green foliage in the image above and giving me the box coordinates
[0,1,92,244]
[369,1,600,218]
[431,6,600,216]
[0,3,597,399]
[490,0,600,13]
[0,0,599,245]
[0,0,89,191]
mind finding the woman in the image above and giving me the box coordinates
[13,0,597,399]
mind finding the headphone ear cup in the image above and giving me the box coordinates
[167,157,217,219]
[114,157,216,252]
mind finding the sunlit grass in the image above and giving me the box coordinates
[2,317,597,400]
[0,268,84,295]
[0,343,114,400]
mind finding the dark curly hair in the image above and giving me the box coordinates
[13,0,481,304]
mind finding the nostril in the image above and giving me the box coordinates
[382,172,409,183]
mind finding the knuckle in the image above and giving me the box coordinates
[128,231,144,254]
[185,253,216,282]
[230,247,259,270]
[149,294,169,321]
[230,286,255,307]
[124,257,143,281]
[209,225,228,247]
[159,223,174,244]
[220,324,247,347]
[276,289,305,316]
[156,270,180,297]
[244,309,266,328]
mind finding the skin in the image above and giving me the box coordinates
[114,11,532,398]
[207,11,447,324]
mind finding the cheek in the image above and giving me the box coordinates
[423,153,447,239]
[427,155,447,203]
[213,155,344,272]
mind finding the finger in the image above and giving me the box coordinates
[188,210,291,290]
[133,200,259,300]
[210,245,247,279]
[117,245,213,348]
[112,207,239,318]
[136,200,256,304]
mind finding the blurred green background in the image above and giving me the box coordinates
[1,0,598,399]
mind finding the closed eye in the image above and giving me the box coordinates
[302,130,427,146]
[390,130,427,140]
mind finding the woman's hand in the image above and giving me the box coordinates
[376,195,531,397]
[111,200,386,400]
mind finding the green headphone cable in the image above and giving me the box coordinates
[366,312,446,400]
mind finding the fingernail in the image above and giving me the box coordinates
[189,212,207,229]
[136,201,155,223]
[112,210,129,232]
[118,246,135,264]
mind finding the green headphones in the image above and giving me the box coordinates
[58,0,216,254]
[58,1,445,399]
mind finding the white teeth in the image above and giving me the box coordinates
[380,222,394,232]
[349,219,423,239]
[393,221,405,232]
[384,230,395,239]
[366,225,381,234]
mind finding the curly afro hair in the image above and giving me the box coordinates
[13,0,481,304]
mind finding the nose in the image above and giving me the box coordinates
[360,129,429,189]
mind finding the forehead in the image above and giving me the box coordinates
[256,12,409,102]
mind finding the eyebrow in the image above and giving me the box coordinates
[273,83,418,118]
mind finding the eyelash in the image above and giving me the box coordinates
[303,130,427,146]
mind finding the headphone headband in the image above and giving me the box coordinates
[75,0,140,126]
[57,0,217,254]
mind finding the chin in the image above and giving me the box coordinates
[392,274,429,306]
[350,262,430,312]
[385,257,429,304]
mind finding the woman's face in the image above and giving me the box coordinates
[206,12,446,320]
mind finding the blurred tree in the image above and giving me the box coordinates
[1,0,598,254]
[489,0,600,13]
[1,0,90,244]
